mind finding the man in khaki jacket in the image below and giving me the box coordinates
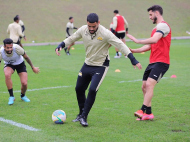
[55,13,142,127]
[7,16,26,46]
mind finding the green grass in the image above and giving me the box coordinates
[0,0,190,43]
[0,39,190,142]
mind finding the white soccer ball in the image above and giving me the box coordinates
[52,110,66,124]
[119,52,122,56]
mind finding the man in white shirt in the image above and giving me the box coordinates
[0,38,40,105]
[64,17,78,55]
[55,13,142,127]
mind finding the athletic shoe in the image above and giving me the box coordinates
[125,56,128,58]
[79,116,88,127]
[66,51,70,55]
[72,114,81,122]
[134,110,144,118]
[114,55,121,58]
[136,113,154,121]
[64,47,67,53]
[21,96,30,102]
[8,97,15,105]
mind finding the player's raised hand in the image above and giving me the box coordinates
[32,67,40,74]
[133,63,142,70]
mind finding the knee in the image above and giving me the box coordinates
[4,73,11,80]
[21,81,27,87]
[145,81,152,89]
[89,87,97,94]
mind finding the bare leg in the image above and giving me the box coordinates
[142,81,147,97]
[4,67,14,89]
[18,72,28,94]
[143,77,157,107]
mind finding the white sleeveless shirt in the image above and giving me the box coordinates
[0,44,24,65]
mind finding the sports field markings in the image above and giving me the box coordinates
[1,86,71,93]
[119,77,168,83]
[0,117,40,131]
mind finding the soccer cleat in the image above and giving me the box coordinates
[134,110,144,118]
[8,97,15,105]
[66,51,70,55]
[125,56,128,58]
[136,113,154,121]
[21,96,30,102]
[79,116,88,127]
[114,55,121,58]
[72,114,81,122]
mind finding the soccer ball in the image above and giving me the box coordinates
[52,110,66,124]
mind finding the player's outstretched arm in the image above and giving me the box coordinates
[130,44,151,53]
[127,33,162,44]
[23,53,40,74]
[127,53,142,70]
[55,42,66,56]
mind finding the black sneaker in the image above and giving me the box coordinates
[79,116,88,127]
[64,47,67,53]
[72,114,81,122]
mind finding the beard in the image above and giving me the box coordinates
[153,16,157,24]
[6,50,12,54]
[89,30,95,34]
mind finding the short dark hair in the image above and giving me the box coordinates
[113,10,119,14]
[14,16,19,21]
[3,38,13,46]
[147,5,163,15]
[69,16,73,20]
[87,13,99,23]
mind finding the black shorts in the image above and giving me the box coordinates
[143,62,169,82]
[4,61,27,74]
[115,32,125,39]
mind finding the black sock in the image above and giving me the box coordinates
[146,107,152,114]
[116,51,119,56]
[21,93,25,98]
[141,104,147,113]
[8,89,14,97]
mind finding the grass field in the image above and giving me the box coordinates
[0,0,190,43]
[0,39,190,142]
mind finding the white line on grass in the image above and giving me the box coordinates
[0,117,40,131]
[119,77,168,83]
[1,86,71,93]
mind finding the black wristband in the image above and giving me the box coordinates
[126,28,128,32]
[111,28,114,34]
[112,29,116,34]
[55,42,65,51]
[127,53,139,65]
